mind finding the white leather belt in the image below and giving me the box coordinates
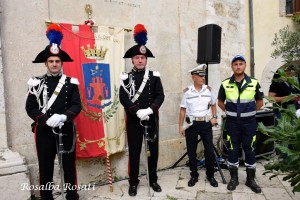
[188,116,206,121]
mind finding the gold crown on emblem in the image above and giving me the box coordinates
[81,44,108,60]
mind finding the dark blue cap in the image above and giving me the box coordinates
[231,55,246,63]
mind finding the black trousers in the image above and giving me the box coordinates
[185,121,215,178]
[126,114,159,186]
[35,126,78,200]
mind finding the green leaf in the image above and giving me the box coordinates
[290,175,300,187]
[283,173,297,181]
[292,182,300,192]
[269,174,278,180]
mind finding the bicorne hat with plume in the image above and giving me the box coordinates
[123,24,154,58]
[33,24,73,63]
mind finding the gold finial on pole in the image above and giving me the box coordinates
[85,4,93,19]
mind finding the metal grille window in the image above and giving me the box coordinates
[296,0,300,12]
[286,0,300,14]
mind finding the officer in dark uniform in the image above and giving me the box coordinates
[119,24,165,196]
[268,65,300,117]
[218,55,264,193]
[25,24,81,200]
[179,64,218,188]
[269,66,300,156]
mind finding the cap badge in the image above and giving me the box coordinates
[50,43,60,54]
[139,45,146,54]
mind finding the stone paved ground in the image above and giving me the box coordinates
[54,158,300,200]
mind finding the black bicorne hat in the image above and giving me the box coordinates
[123,44,154,58]
[32,24,73,63]
[123,24,154,58]
[33,44,73,63]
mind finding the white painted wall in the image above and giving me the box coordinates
[252,0,294,94]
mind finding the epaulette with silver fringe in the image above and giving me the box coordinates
[120,72,129,81]
[153,71,160,77]
[70,77,79,85]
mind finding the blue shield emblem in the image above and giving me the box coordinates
[82,63,112,109]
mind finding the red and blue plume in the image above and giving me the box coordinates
[46,23,63,46]
[133,24,148,46]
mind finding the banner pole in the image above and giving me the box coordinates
[106,154,113,192]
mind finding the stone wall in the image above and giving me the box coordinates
[0,31,7,149]
[0,0,246,197]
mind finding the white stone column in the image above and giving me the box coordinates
[0,37,31,199]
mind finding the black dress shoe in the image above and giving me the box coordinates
[128,185,137,196]
[188,177,198,187]
[207,177,218,187]
[150,182,162,192]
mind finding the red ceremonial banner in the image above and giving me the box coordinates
[60,24,107,158]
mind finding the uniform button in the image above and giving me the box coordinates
[65,102,67,104]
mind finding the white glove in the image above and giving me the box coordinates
[296,109,300,118]
[46,114,67,127]
[136,110,143,119]
[141,116,150,121]
[136,108,153,119]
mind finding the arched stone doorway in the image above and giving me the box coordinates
[260,57,285,95]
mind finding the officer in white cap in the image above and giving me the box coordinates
[179,64,218,188]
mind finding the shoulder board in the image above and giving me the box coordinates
[70,77,79,85]
[153,71,161,77]
[120,72,129,80]
[207,86,212,91]
[183,87,189,93]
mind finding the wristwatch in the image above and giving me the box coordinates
[212,115,218,119]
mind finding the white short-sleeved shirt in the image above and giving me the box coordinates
[180,85,216,117]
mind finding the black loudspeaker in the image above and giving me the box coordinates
[254,110,275,157]
[197,24,221,64]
